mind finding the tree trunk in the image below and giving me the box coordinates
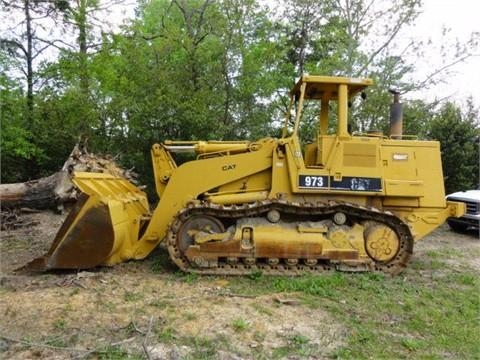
[0,171,73,210]
[24,0,34,125]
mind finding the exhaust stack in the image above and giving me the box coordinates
[389,89,403,139]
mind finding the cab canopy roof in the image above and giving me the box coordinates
[290,75,373,100]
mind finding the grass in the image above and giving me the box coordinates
[155,326,177,342]
[43,335,67,348]
[123,291,143,302]
[185,335,222,359]
[148,247,175,273]
[272,333,316,359]
[333,272,477,359]
[132,258,478,359]
[95,345,143,360]
[231,318,249,332]
[149,299,172,309]
[184,311,197,321]
[224,260,480,359]
[53,318,67,330]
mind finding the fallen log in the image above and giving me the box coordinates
[0,172,72,210]
[0,142,138,211]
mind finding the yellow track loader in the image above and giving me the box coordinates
[26,75,464,275]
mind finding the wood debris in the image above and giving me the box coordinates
[0,139,140,212]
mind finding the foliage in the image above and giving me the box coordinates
[428,99,480,193]
[0,75,44,182]
[0,0,478,191]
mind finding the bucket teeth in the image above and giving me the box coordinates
[20,257,48,272]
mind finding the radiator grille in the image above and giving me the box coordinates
[465,201,480,215]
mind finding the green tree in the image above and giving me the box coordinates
[76,0,284,192]
[1,0,478,192]
[0,0,69,125]
[0,0,70,179]
[22,0,133,176]
[0,72,44,182]
[428,100,480,193]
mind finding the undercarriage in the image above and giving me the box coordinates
[167,200,414,275]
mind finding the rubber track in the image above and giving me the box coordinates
[166,200,414,276]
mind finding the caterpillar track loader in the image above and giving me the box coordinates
[26,75,465,275]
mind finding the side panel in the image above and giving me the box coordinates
[380,139,451,240]
[285,136,384,196]
[381,140,446,208]
[283,136,445,208]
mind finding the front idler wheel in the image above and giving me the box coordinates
[177,215,225,254]
[364,222,400,263]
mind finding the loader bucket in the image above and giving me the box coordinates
[24,172,150,271]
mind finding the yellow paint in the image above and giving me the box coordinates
[47,75,465,268]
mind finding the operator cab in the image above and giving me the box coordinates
[282,75,372,167]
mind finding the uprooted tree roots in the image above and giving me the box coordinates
[0,141,140,213]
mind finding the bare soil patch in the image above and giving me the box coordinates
[1,211,478,359]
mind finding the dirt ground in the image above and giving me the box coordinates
[0,211,478,359]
